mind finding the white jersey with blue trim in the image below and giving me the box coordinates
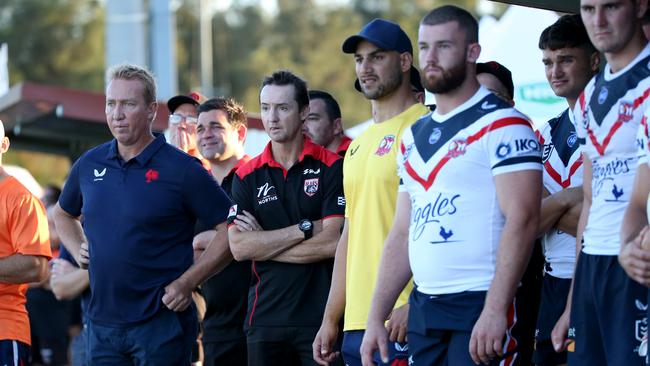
[398,87,542,295]
[574,43,650,256]
[537,109,582,279]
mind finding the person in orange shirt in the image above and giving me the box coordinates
[0,119,51,365]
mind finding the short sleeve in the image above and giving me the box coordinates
[10,194,51,258]
[59,158,83,217]
[487,119,543,176]
[321,159,345,219]
[227,173,255,226]
[58,244,79,268]
[181,159,232,228]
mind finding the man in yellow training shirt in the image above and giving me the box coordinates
[312,18,429,366]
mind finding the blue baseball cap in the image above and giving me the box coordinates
[342,19,423,93]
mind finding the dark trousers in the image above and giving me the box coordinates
[87,307,198,366]
[246,326,318,366]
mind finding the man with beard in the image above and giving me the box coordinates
[531,14,600,366]
[571,0,650,364]
[360,6,542,365]
[312,18,429,366]
[193,97,251,365]
[304,90,352,156]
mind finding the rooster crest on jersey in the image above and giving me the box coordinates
[619,101,634,123]
[375,134,396,156]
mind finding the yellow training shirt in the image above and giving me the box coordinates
[343,103,429,331]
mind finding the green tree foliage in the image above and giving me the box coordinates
[0,0,105,91]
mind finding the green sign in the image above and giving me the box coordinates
[518,82,563,105]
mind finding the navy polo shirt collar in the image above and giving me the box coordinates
[106,133,167,166]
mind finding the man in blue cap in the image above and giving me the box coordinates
[312,18,428,366]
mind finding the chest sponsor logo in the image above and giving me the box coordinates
[428,128,442,145]
[375,134,396,156]
[304,178,319,196]
[598,86,608,104]
[93,168,106,182]
[303,168,320,175]
[411,192,461,243]
[256,182,278,205]
[447,139,468,158]
[542,143,554,163]
[619,101,634,123]
[592,157,634,200]
[567,132,578,147]
[496,139,540,159]
[145,169,159,183]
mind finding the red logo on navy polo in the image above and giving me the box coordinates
[145,169,159,183]
[304,178,319,196]
[375,134,396,156]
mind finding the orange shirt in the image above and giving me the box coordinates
[0,176,51,344]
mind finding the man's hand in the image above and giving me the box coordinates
[386,303,409,343]
[78,242,89,269]
[51,258,77,279]
[234,210,263,232]
[312,319,340,365]
[168,123,194,153]
[469,307,506,365]
[619,226,650,287]
[162,277,193,312]
[551,307,571,352]
[360,320,390,366]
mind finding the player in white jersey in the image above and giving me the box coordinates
[360,6,542,366]
[560,0,650,365]
[531,14,600,366]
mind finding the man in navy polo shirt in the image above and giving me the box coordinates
[228,70,345,365]
[53,64,232,365]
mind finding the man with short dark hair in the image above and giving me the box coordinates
[304,90,351,156]
[361,5,542,365]
[531,14,600,366]
[194,97,251,365]
[54,64,233,365]
[228,70,345,365]
[568,0,650,364]
[0,119,51,366]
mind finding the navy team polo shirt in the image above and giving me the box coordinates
[59,134,231,326]
[229,138,345,328]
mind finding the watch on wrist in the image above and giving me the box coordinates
[298,219,313,240]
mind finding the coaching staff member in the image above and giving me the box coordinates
[54,64,232,365]
[228,70,345,366]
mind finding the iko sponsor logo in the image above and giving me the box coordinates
[514,138,541,153]
[411,193,460,241]
[256,182,278,205]
[496,143,512,158]
[93,168,106,181]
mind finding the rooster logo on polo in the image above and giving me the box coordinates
[145,169,159,183]
[375,134,395,156]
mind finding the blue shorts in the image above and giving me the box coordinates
[568,253,646,366]
[0,340,30,366]
[87,306,198,366]
[533,274,571,366]
[341,330,408,366]
[407,289,521,366]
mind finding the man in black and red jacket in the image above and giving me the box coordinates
[228,70,345,366]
